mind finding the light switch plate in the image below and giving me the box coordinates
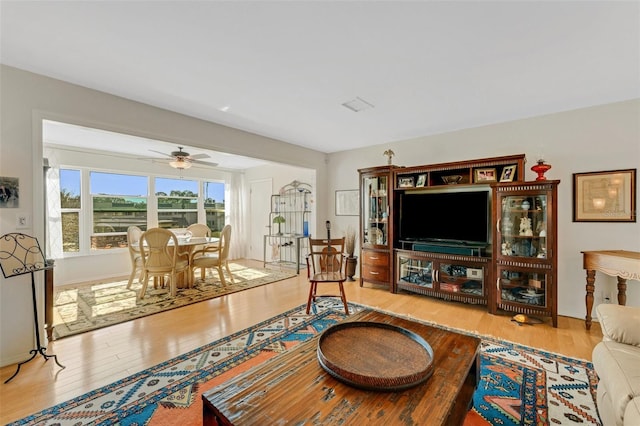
[16,213,30,229]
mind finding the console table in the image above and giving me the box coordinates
[582,250,640,330]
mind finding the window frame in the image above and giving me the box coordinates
[54,166,226,257]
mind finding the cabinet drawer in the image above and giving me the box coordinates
[362,251,389,266]
[362,265,389,282]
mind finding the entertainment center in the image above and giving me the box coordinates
[359,154,560,326]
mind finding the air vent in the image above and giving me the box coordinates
[341,97,375,112]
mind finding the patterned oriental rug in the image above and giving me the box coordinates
[52,263,296,339]
[13,301,601,425]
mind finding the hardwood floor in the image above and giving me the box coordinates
[0,259,602,424]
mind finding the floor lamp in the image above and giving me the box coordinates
[0,233,65,383]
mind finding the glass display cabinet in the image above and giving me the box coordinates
[359,166,394,290]
[491,180,560,327]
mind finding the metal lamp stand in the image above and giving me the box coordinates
[1,233,65,383]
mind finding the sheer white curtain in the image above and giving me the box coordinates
[44,155,63,260]
[227,172,248,260]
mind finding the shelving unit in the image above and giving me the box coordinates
[263,180,312,273]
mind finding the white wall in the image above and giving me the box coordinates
[327,99,640,320]
[0,65,328,366]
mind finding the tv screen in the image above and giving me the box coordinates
[398,190,490,245]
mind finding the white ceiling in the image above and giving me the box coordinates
[2,1,639,157]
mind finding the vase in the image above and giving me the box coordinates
[345,256,358,281]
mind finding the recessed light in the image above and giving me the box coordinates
[341,97,374,112]
[219,105,231,112]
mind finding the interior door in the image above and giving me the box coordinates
[249,179,272,261]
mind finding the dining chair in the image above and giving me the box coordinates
[305,236,349,314]
[139,228,189,299]
[186,223,210,238]
[126,226,144,289]
[190,224,234,285]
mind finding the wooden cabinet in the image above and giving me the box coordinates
[358,155,560,328]
[396,249,490,305]
[491,180,559,327]
[359,166,394,290]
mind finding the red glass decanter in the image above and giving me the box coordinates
[531,159,551,181]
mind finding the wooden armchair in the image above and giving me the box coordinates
[306,237,349,314]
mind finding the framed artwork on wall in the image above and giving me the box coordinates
[335,189,359,216]
[0,176,19,208]
[573,168,636,222]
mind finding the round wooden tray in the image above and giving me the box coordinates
[317,321,434,391]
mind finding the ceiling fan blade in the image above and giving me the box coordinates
[191,159,219,167]
[189,153,210,160]
[148,149,174,158]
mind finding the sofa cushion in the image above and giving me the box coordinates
[593,340,640,425]
[624,397,640,426]
[596,304,640,346]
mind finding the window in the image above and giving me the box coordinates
[91,172,148,250]
[156,177,198,229]
[53,169,226,256]
[60,169,81,253]
[204,181,225,235]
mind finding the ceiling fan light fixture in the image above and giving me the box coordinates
[169,159,192,170]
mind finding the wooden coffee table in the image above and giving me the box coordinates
[202,310,480,425]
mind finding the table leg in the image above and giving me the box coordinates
[585,269,596,330]
[617,276,627,306]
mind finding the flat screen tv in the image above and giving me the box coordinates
[398,189,490,245]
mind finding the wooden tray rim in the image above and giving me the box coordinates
[317,321,435,391]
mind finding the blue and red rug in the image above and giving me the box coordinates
[9,301,601,425]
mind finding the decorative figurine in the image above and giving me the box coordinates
[383,149,395,165]
[519,217,533,236]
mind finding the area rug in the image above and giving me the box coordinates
[12,302,601,425]
[52,263,296,339]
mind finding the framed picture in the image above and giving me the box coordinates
[335,189,359,216]
[415,174,427,187]
[0,176,19,208]
[474,168,497,183]
[500,165,517,182]
[398,177,414,188]
[573,168,636,222]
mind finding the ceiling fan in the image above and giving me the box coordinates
[146,147,218,170]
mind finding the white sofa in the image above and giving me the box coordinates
[592,304,640,426]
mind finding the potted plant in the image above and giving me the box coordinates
[345,226,358,281]
[273,215,286,235]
